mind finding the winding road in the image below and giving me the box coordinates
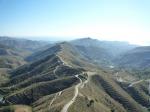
[53,65,59,75]
[60,75,83,112]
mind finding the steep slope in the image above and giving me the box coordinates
[26,42,95,69]
[71,37,137,56]
[0,44,26,69]
[75,45,112,66]
[71,37,136,67]
[0,42,85,103]
[0,42,149,112]
[25,43,61,62]
[0,44,28,85]
[0,37,49,89]
[0,36,50,70]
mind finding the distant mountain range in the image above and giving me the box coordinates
[0,43,26,69]
[116,46,150,69]
[0,36,48,51]
[0,36,50,69]
[71,37,137,57]
[71,37,137,67]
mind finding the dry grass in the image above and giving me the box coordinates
[14,105,32,112]
[0,105,32,112]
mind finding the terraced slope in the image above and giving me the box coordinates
[0,42,149,112]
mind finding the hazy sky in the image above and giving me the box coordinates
[0,0,150,45]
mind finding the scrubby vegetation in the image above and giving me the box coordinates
[0,37,150,112]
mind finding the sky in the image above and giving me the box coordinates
[0,0,150,45]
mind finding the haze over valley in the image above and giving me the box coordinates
[0,36,149,112]
[0,0,150,112]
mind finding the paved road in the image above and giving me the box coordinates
[60,75,82,112]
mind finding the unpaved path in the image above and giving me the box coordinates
[128,80,143,87]
[49,91,62,109]
[60,75,82,112]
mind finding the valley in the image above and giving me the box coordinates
[0,37,149,112]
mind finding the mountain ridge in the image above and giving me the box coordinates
[0,37,149,112]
